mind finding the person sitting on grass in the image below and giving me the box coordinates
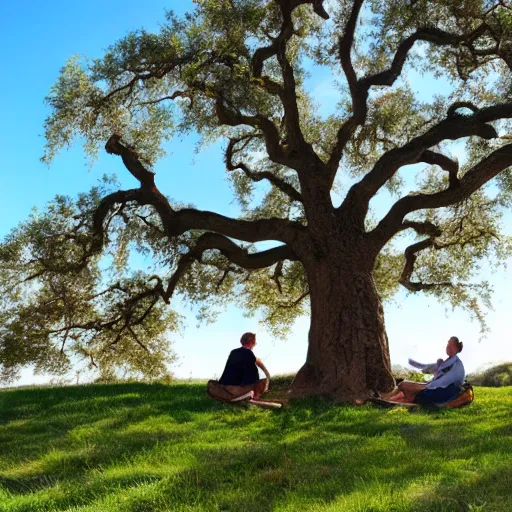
[218,332,271,401]
[384,336,465,406]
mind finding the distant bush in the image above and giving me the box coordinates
[392,365,425,383]
[93,372,174,385]
[468,363,512,387]
[270,374,296,391]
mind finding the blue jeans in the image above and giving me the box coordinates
[414,383,461,406]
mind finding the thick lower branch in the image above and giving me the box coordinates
[103,135,303,246]
[162,233,298,302]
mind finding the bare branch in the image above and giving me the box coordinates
[397,225,493,293]
[215,266,236,292]
[435,229,500,250]
[362,28,467,89]
[338,0,364,98]
[310,0,329,20]
[327,0,365,176]
[277,291,309,309]
[214,97,289,166]
[128,326,150,352]
[447,101,480,117]
[98,53,198,106]
[139,90,193,107]
[273,261,284,293]
[135,214,165,235]
[249,1,328,167]
[251,0,329,77]
[105,133,157,186]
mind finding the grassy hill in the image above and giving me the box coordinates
[0,381,511,512]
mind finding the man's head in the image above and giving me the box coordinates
[240,332,256,349]
[446,336,463,357]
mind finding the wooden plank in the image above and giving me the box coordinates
[248,399,283,409]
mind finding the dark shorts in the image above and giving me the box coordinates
[414,383,461,406]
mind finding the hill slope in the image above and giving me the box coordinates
[1,382,511,512]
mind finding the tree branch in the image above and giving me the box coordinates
[399,238,453,292]
[419,150,459,189]
[328,22,506,177]
[447,101,480,117]
[139,90,193,107]
[397,224,493,293]
[251,0,328,77]
[128,326,150,352]
[327,0,365,176]
[105,133,157,187]
[252,3,300,145]
[343,103,512,225]
[213,96,289,166]
[226,137,303,202]
[276,290,309,309]
[362,28,467,89]
[399,220,442,238]
[162,232,298,303]
[373,142,512,244]
[103,134,303,247]
[249,1,328,167]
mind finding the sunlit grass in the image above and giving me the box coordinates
[0,381,511,511]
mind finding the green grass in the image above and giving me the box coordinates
[0,381,511,512]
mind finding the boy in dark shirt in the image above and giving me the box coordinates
[219,332,270,400]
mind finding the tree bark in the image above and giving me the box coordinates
[290,261,395,402]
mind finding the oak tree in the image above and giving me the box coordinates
[2,0,512,399]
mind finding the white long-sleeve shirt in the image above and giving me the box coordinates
[409,356,465,389]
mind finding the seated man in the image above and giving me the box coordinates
[218,332,270,401]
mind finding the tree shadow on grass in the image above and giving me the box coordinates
[1,384,511,512]
[51,430,502,512]
[408,463,512,511]
[0,383,225,476]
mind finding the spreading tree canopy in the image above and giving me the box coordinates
[2,0,512,399]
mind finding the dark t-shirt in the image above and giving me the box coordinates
[219,347,259,386]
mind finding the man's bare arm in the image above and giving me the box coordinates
[256,358,270,390]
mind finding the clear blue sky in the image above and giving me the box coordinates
[2,1,512,386]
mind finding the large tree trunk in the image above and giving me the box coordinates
[290,262,395,402]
